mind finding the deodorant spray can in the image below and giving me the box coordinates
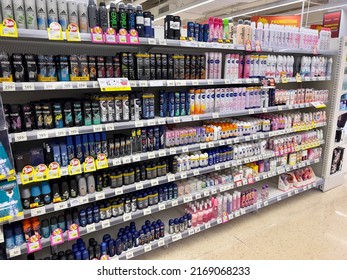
[13,0,26,28]
[77,2,88,33]
[36,0,48,30]
[1,0,14,19]
[47,0,58,25]
[25,0,38,29]
[57,0,68,30]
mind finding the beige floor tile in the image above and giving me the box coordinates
[135,185,347,260]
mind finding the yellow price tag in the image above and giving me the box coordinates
[48,22,63,40]
[0,18,18,37]
[96,154,109,169]
[68,158,82,175]
[66,23,81,41]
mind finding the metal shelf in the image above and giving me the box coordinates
[111,177,324,260]
[5,158,322,258]
[0,76,332,93]
[9,99,327,143]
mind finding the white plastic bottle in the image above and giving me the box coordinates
[77,2,88,33]
[47,0,58,25]
[67,1,78,25]
[25,0,38,29]
[1,0,14,19]
[13,0,26,28]
[36,0,48,30]
[326,58,333,77]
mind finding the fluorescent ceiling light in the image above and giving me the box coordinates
[154,0,215,22]
[298,3,347,14]
[226,0,303,19]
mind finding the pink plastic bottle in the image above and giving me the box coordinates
[203,202,209,223]
[208,17,214,42]
[197,204,204,225]
[191,207,198,227]
[244,55,251,78]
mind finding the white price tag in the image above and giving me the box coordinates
[135,183,144,190]
[234,210,240,217]
[139,81,148,87]
[192,80,199,86]
[135,120,144,127]
[68,127,79,135]
[158,239,165,247]
[63,82,73,89]
[55,129,66,137]
[246,78,252,84]
[123,213,132,221]
[148,38,156,45]
[212,113,219,119]
[54,201,68,211]
[224,162,231,168]
[182,147,189,153]
[198,42,206,48]
[303,186,308,191]
[219,140,225,146]
[126,251,134,259]
[262,108,268,113]
[183,195,193,203]
[277,196,282,202]
[240,208,246,215]
[180,172,187,179]
[14,132,27,142]
[105,123,114,131]
[172,233,182,242]
[207,80,214,85]
[22,82,35,91]
[93,125,103,132]
[176,80,186,86]
[122,156,131,164]
[9,247,21,258]
[248,109,255,115]
[86,224,96,233]
[132,155,141,162]
[208,142,215,148]
[195,193,202,199]
[101,220,110,229]
[211,189,217,195]
[113,158,121,166]
[44,83,56,90]
[30,207,46,217]
[264,201,269,206]
[158,118,166,125]
[144,244,152,252]
[294,190,299,194]
[173,117,181,123]
[70,198,79,207]
[151,179,159,186]
[92,81,100,88]
[147,152,156,159]
[278,106,283,111]
[204,190,210,197]
[129,81,137,87]
[167,80,175,87]
[95,192,105,201]
[158,203,166,211]
[115,188,123,195]
[188,228,195,235]
[159,39,167,45]
[77,82,87,88]
[224,79,231,84]
[195,227,201,233]
[143,208,152,215]
[79,196,89,204]
[205,222,211,229]
[171,200,178,207]
[200,143,207,149]
[263,174,268,179]
[215,164,221,170]
[167,174,176,182]
[193,115,200,121]
[227,139,232,144]
[148,119,156,126]
[245,136,251,141]
[220,186,226,192]
[37,131,49,139]
[193,169,200,176]
[234,138,240,143]
[288,192,292,197]
[2,82,16,91]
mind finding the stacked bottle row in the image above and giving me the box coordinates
[0,0,154,37]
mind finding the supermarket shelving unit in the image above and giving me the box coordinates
[0,30,338,259]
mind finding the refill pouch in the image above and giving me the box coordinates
[0,180,23,223]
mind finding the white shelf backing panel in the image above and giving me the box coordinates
[322,37,346,191]
[7,158,321,258]
[112,178,323,260]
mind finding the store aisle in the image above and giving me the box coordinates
[135,185,347,260]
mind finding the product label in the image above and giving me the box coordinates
[47,22,63,40]
[68,158,82,175]
[105,27,117,44]
[129,29,139,44]
[34,164,48,181]
[96,153,108,170]
[66,23,81,41]
[83,156,96,173]
[67,224,80,241]
[48,162,61,179]
[1,18,18,37]
[26,236,42,254]
[20,165,35,185]
[50,228,64,246]
[91,26,105,43]
[98,77,131,92]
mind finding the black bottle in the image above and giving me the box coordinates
[109,2,118,32]
[21,104,34,131]
[51,181,61,203]
[60,180,70,200]
[118,2,127,30]
[135,5,144,37]
[127,4,135,31]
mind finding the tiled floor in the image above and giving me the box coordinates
[135,185,347,260]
